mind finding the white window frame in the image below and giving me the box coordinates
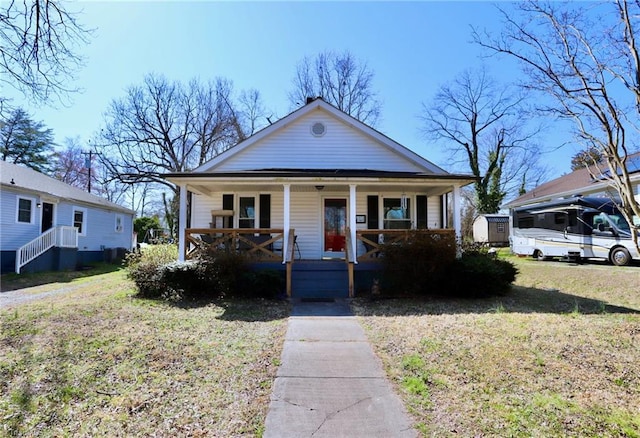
[72,207,87,236]
[238,195,257,229]
[115,214,124,233]
[382,196,412,230]
[16,195,36,224]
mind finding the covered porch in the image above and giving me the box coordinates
[171,172,470,298]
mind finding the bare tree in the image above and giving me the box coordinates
[0,0,90,103]
[571,146,604,171]
[238,88,267,136]
[421,68,543,214]
[52,136,89,188]
[98,74,251,234]
[98,74,243,192]
[288,50,381,125]
[474,0,640,250]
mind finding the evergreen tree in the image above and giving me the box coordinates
[0,108,54,172]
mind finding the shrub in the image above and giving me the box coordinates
[380,231,457,296]
[159,260,206,300]
[240,269,285,299]
[196,250,250,299]
[125,244,178,298]
[377,232,517,299]
[445,254,518,298]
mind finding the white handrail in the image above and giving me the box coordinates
[15,226,79,273]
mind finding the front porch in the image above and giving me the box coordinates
[183,227,455,298]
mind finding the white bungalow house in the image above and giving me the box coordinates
[166,98,476,298]
[0,161,135,274]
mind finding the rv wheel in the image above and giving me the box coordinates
[610,247,631,266]
[534,250,546,261]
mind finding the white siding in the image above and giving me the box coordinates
[427,196,442,229]
[215,111,427,173]
[191,189,446,260]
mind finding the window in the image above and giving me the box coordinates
[16,196,34,224]
[497,222,506,233]
[239,197,255,229]
[383,198,411,229]
[115,214,124,233]
[73,207,87,235]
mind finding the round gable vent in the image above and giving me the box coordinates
[311,122,326,137]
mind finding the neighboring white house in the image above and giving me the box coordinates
[472,214,510,246]
[1,161,135,274]
[165,98,476,297]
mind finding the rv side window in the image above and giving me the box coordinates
[515,211,534,228]
[554,213,566,225]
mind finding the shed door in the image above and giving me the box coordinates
[323,198,346,259]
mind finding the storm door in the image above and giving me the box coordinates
[323,198,347,259]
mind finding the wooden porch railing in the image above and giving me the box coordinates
[355,229,456,262]
[184,228,286,260]
[184,228,297,297]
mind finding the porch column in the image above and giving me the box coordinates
[349,184,357,260]
[452,184,462,241]
[178,183,187,261]
[283,183,291,253]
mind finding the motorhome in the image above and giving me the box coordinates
[510,197,639,266]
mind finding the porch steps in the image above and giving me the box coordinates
[291,260,349,299]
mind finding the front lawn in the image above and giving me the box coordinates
[353,257,640,437]
[0,269,289,437]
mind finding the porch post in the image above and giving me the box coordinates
[283,183,291,252]
[452,184,462,241]
[178,183,187,261]
[349,184,357,259]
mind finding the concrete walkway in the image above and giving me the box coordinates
[264,299,416,437]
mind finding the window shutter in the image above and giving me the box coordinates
[222,194,234,211]
[259,194,271,228]
[367,195,379,229]
[417,195,427,229]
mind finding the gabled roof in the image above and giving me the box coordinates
[505,152,640,209]
[193,97,447,175]
[0,161,134,214]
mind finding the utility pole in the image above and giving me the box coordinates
[81,150,101,193]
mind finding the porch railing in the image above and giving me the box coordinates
[16,226,79,273]
[184,228,286,261]
[184,227,298,297]
[355,229,456,262]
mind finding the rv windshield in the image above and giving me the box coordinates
[606,213,631,232]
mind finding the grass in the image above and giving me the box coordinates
[352,256,640,437]
[0,268,289,437]
[1,262,123,292]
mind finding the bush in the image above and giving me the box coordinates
[380,231,457,296]
[445,254,518,298]
[377,232,517,299]
[240,269,285,299]
[196,250,250,299]
[159,260,206,300]
[125,244,178,298]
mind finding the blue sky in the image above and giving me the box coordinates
[11,1,577,177]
